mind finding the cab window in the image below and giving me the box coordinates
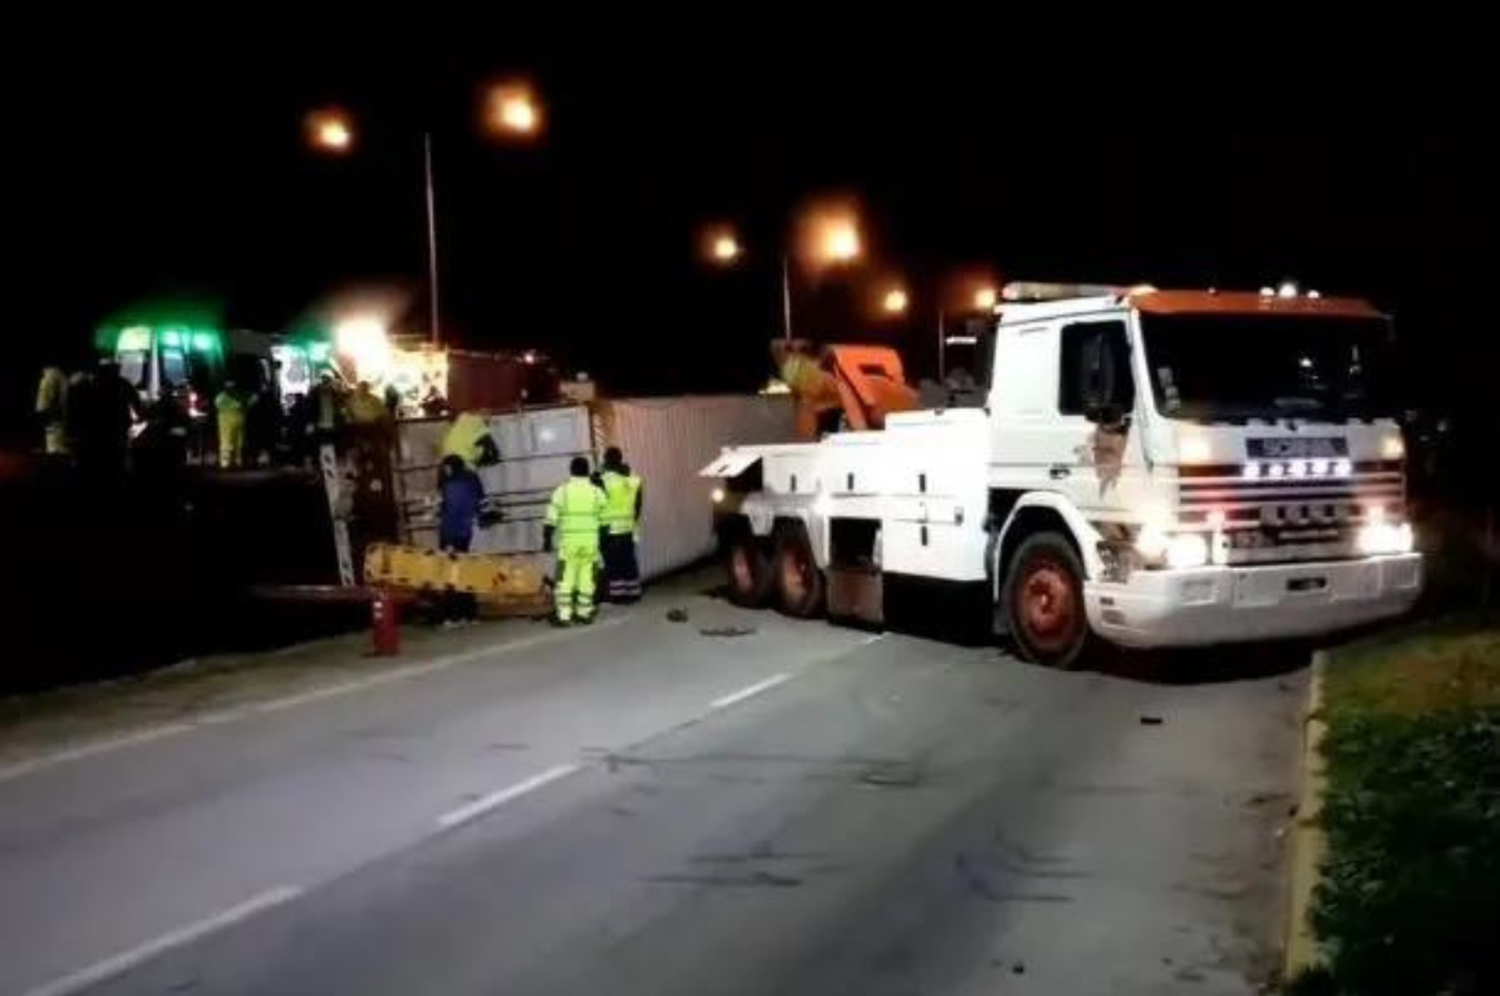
[1059,320,1133,416]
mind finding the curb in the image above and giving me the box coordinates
[1284,650,1330,980]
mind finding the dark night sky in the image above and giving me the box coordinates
[7,26,1497,436]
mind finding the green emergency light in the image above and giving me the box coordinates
[115,326,152,351]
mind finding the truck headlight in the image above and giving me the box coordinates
[1357,521,1413,556]
[1136,525,1210,570]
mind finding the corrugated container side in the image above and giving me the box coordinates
[599,395,794,579]
[390,397,792,582]
[394,406,592,552]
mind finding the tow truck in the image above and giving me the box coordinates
[703,283,1422,666]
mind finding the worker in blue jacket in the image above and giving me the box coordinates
[437,454,485,625]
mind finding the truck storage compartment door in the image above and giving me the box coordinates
[699,450,763,478]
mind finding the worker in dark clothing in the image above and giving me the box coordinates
[437,454,485,625]
[135,380,190,481]
[599,446,644,601]
[91,361,140,475]
[309,372,341,447]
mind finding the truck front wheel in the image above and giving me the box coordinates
[773,522,826,619]
[724,531,773,608]
[1003,531,1090,668]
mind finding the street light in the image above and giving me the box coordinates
[484,83,543,138]
[882,287,909,315]
[974,286,998,311]
[705,228,741,264]
[307,109,354,154]
[306,82,545,347]
[787,203,864,340]
[703,203,867,341]
[811,214,861,266]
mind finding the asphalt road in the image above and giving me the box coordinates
[0,582,1306,996]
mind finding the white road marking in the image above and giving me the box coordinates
[437,763,582,830]
[0,619,625,785]
[0,724,197,783]
[19,885,302,996]
[709,672,792,711]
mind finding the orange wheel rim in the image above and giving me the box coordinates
[1019,559,1077,652]
[730,546,754,590]
[780,546,811,601]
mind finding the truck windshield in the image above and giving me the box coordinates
[1140,313,1392,422]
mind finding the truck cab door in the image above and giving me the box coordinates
[1056,318,1141,510]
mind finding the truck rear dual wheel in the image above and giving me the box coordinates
[724,532,774,608]
[773,522,825,619]
[1003,531,1091,669]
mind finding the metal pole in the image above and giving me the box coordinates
[937,309,946,382]
[424,132,441,347]
[781,251,793,342]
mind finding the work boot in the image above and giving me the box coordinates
[551,615,571,629]
[575,615,595,626]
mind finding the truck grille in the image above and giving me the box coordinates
[1177,461,1405,564]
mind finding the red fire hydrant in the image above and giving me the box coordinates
[370,589,401,656]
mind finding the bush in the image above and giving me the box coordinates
[1294,619,1500,995]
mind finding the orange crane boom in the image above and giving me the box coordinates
[771,340,919,440]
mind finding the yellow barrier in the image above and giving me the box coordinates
[363,543,546,610]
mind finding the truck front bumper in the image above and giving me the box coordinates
[1084,553,1422,649]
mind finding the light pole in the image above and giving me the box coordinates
[305,82,543,347]
[707,209,861,342]
[423,133,440,345]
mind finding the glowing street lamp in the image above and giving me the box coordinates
[709,231,741,264]
[818,217,861,265]
[974,286,998,311]
[307,81,546,347]
[485,83,543,138]
[882,287,909,315]
[307,109,354,154]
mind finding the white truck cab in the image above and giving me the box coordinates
[703,284,1422,666]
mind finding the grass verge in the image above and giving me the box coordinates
[1289,613,1499,995]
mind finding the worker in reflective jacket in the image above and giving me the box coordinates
[215,381,246,469]
[598,446,644,602]
[544,456,607,625]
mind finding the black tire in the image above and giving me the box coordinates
[723,530,774,608]
[772,521,826,619]
[1002,530,1091,668]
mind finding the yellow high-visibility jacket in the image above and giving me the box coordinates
[546,477,607,552]
[600,469,642,536]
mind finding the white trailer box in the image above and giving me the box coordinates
[598,395,794,579]
[393,395,793,580]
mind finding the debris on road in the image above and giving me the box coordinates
[1139,715,1165,725]
[699,626,756,638]
[666,608,690,623]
